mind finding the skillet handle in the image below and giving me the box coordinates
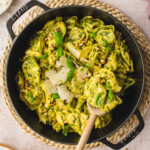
[7,0,50,40]
[100,108,144,150]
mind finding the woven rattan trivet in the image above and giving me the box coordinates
[0,0,150,149]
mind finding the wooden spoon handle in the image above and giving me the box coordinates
[76,113,97,150]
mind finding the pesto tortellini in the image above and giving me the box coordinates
[16,16,135,136]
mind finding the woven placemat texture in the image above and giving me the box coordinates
[0,0,150,149]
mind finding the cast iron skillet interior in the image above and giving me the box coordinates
[6,4,144,147]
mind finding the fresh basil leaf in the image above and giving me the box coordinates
[40,53,48,59]
[66,57,75,81]
[104,39,107,47]
[85,63,92,69]
[27,92,34,103]
[105,81,111,89]
[96,93,102,106]
[90,32,96,38]
[103,39,113,50]
[107,46,113,50]
[51,93,60,99]
[66,69,75,81]
[67,56,75,69]
[55,31,63,46]
[108,90,113,100]
[62,125,73,136]
[57,46,63,58]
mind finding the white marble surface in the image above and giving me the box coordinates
[0,0,150,150]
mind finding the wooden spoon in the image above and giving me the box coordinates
[76,103,107,150]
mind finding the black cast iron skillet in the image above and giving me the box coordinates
[6,0,145,149]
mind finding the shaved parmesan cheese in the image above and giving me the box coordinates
[55,61,60,68]
[45,70,57,85]
[64,42,80,59]
[57,67,70,84]
[44,80,57,94]
[60,56,68,68]
[46,67,70,85]
[80,57,91,64]
[55,56,69,68]
[45,65,73,100]
[57,84,74,102]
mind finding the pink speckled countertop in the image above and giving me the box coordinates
[0,0,150,150]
